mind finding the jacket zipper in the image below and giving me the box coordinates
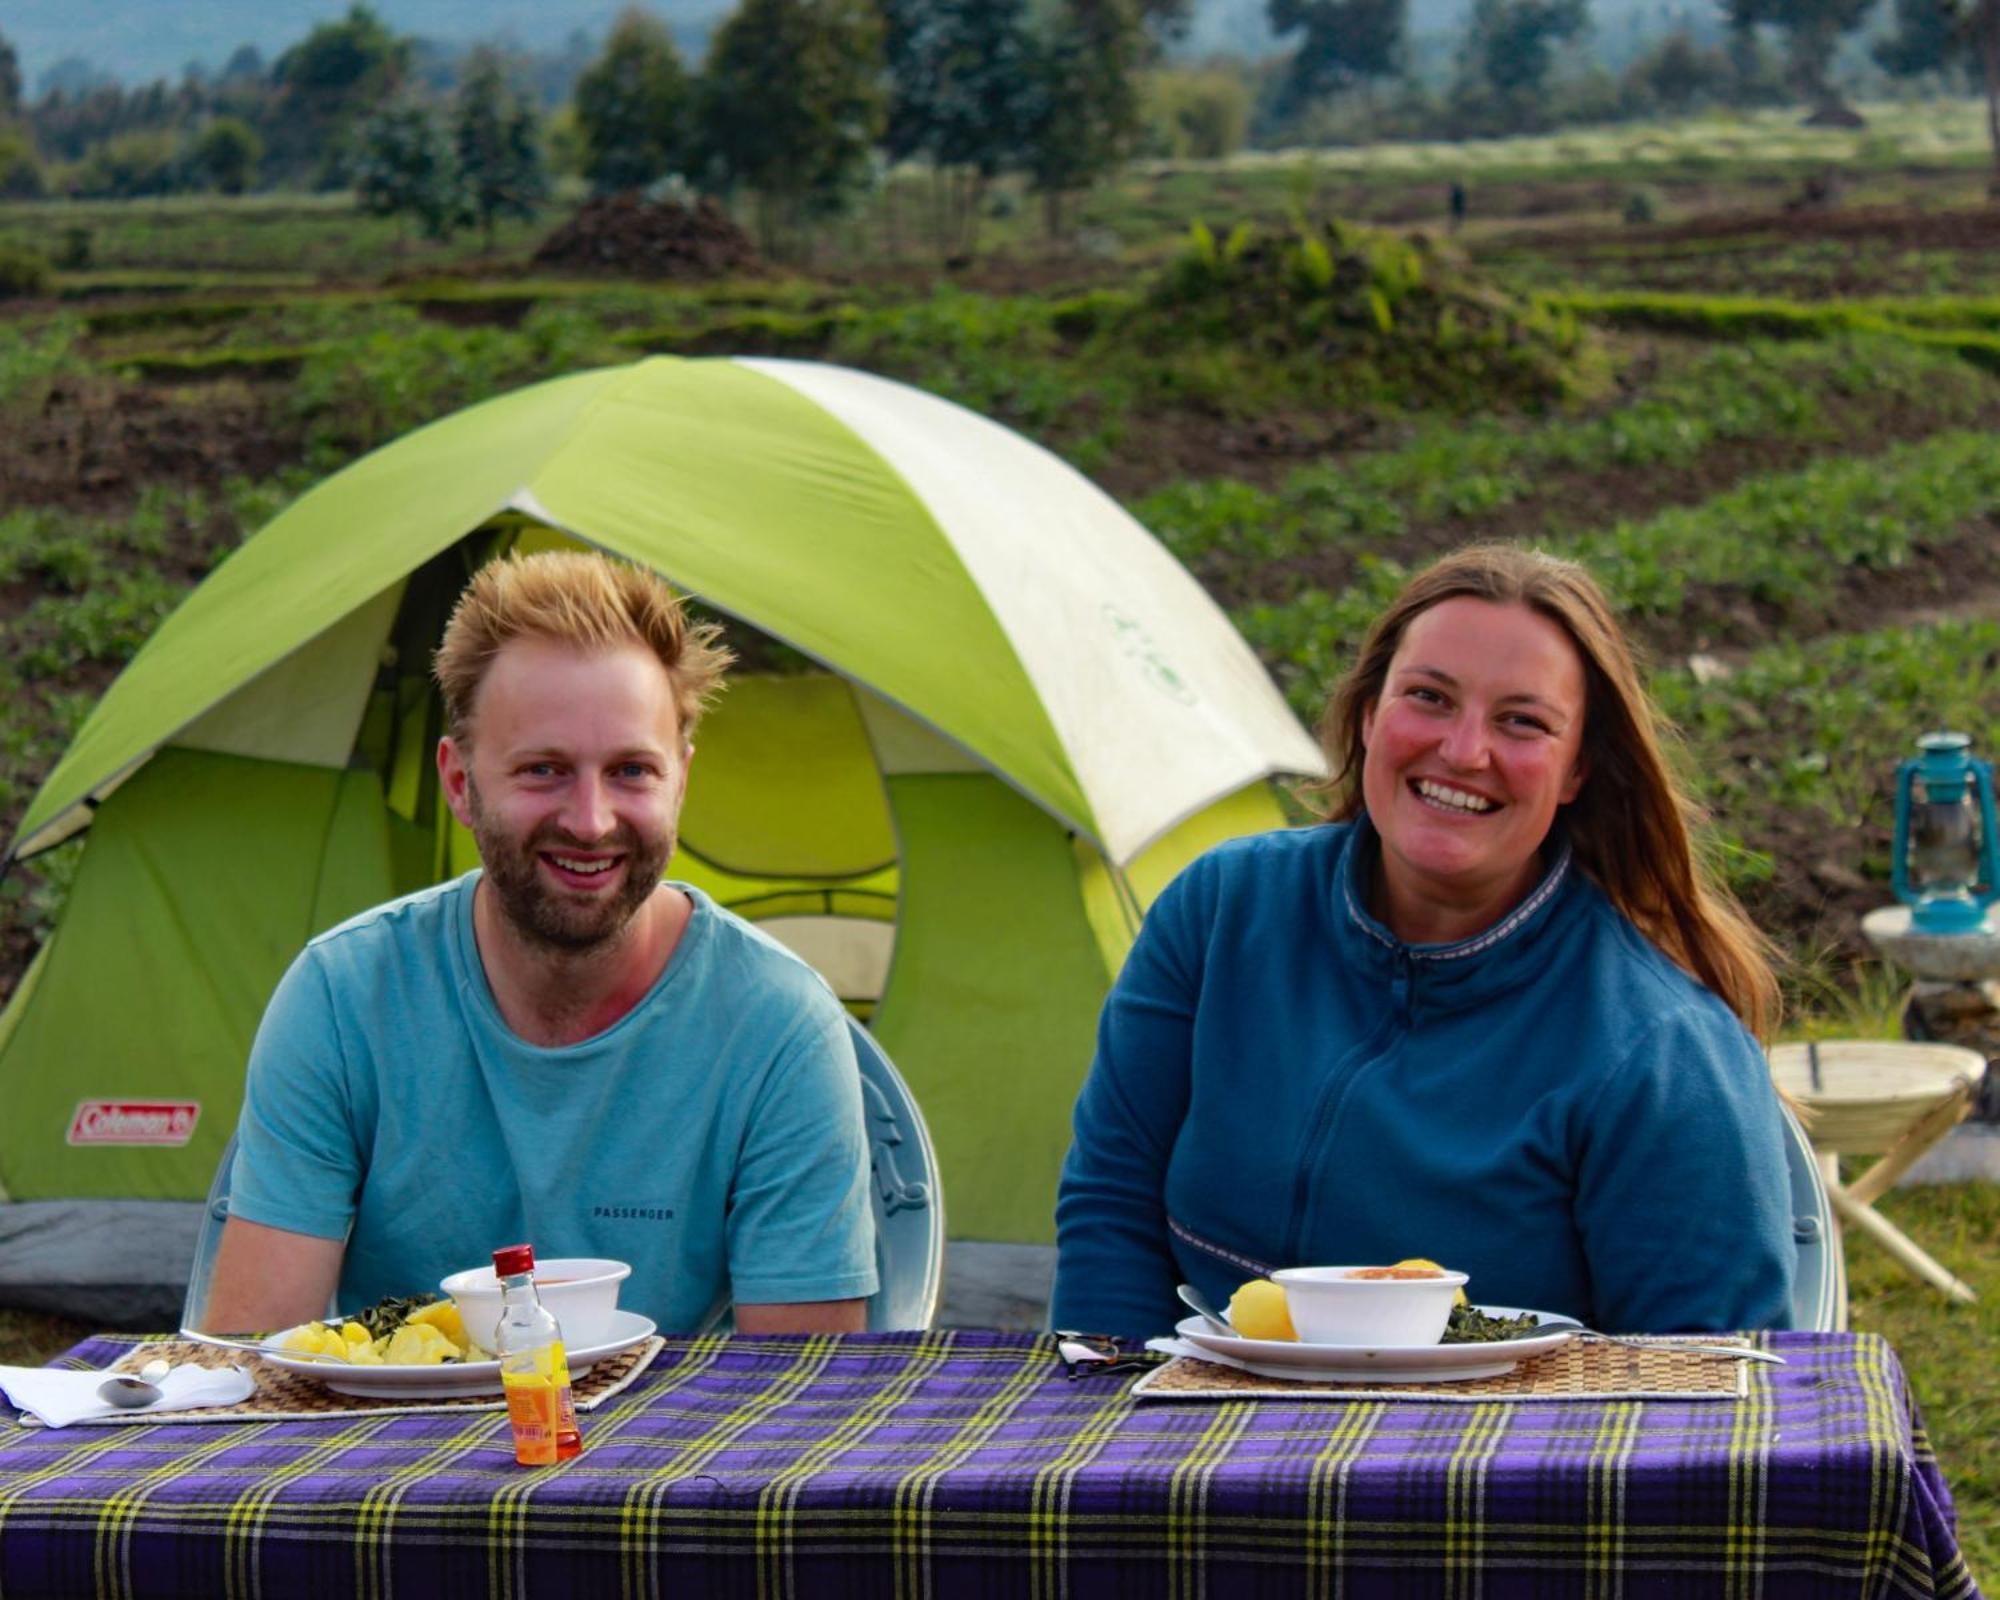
[1282,950,1414,1259]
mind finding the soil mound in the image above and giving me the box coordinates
[533,193,760,278]
[1144,219,1596,409]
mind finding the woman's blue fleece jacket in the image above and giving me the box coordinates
[1051,819,1795,1339]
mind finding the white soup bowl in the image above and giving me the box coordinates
[1270,1265,1469,1347]
[440,1257,631,1354]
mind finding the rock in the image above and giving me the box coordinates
[1807,858,1871,895]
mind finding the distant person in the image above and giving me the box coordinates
[201,552,878,1335]
[1052,544,1794,1338]
[1448,181,1468,230]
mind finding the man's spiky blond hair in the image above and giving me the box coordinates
[434,550,732,744]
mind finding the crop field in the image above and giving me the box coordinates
[1,122,1995,1566]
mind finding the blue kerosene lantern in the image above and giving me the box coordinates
[1891,732,2000,934]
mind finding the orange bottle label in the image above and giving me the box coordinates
[501,1343,582,1466]
[502,1372,560,1466]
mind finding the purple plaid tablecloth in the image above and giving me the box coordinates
[0,1329,1980,1599]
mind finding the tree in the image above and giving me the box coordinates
[1875,0,2000,194]
[193,116,263,193]
[1874,0,1963,72]
[882,0,1037,258]
[354,102,467,241]
[696,0,887,254]
[269,4,412,186]
[219,45,267,85]
[0,29,21,123]
[1143,64,1254,158]
[1267,0,1408,112]
[1464,0,1588,97]
[0,125,43,199]
[454,51,548,246]
[574,8,691,193]
[1622,30,1736,111]
[1022,0,1150,237]
[1721,0,1878,116]
[1972,0,2000,197]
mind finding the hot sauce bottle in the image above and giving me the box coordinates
[492,1243,583,1464]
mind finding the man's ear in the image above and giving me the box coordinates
[437,736,475,830]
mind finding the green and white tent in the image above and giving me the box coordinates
[0,356,1323,1324]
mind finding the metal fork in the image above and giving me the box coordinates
[1567,1331,1786,1366]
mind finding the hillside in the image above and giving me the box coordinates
[12,0,1687,89]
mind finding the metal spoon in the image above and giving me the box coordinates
[1176,1283,1234,1336]
[97,1358,172,1409]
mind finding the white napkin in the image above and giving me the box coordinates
[1147,1335,1253,1370]
[0,1363,257,1429]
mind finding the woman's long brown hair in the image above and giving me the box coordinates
[1314,544,1780,1040]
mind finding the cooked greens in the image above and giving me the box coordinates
[1441,1305,1540,1344]
[351,1292,442,1340]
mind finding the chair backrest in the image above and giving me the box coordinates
[182,1015,946,1333]
[1780,1100,1844,1332]
[848,1016,946,1330]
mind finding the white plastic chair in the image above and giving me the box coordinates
[1780,1100,1845,1331]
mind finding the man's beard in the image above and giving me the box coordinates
[465,782,673,953]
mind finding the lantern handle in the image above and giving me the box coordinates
[1890,755,1917,909]
[1973,755,2000,909]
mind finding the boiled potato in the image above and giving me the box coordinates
[1391,1258,1468,1307]
[1227,1279,1297,1341]
[383,1323,457,1366]
[404,1300,469,1356]
[278,1321,350,1358]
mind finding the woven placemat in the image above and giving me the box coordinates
[1131,1338,1752,1402]
[67,1337,664,1424]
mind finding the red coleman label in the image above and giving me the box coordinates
[66,1101,201,1146]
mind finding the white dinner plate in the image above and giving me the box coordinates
[259,1308,659,1399]
[1173,1306,1580,1383]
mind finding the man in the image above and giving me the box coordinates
[201,551,877,1335]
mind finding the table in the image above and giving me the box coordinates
[1770,1040,1984,1309]
[0,1331,1981,1599]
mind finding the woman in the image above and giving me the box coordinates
[1051,545,1795,1338]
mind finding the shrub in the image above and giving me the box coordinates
[1622,187,1663,225]
[0,242,52,299]
[0,126,45,199]
[72,129,188,198]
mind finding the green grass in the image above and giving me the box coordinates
[0,1308,93,1366]
[0,194,550,278]
[1233,428,2000,716]
[1202,100,1993,181]
[1142,334,1998,591]
[1844,1180,1999,1583]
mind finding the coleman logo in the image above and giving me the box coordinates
[67,1101,201,1147]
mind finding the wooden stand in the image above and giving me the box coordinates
[1768,1041,1983,1308]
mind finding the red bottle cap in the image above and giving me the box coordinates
[493,1243,535,1278]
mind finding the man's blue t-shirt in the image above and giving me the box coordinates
[229,873,879,1331]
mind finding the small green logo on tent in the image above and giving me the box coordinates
[1102,605,1197,707]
